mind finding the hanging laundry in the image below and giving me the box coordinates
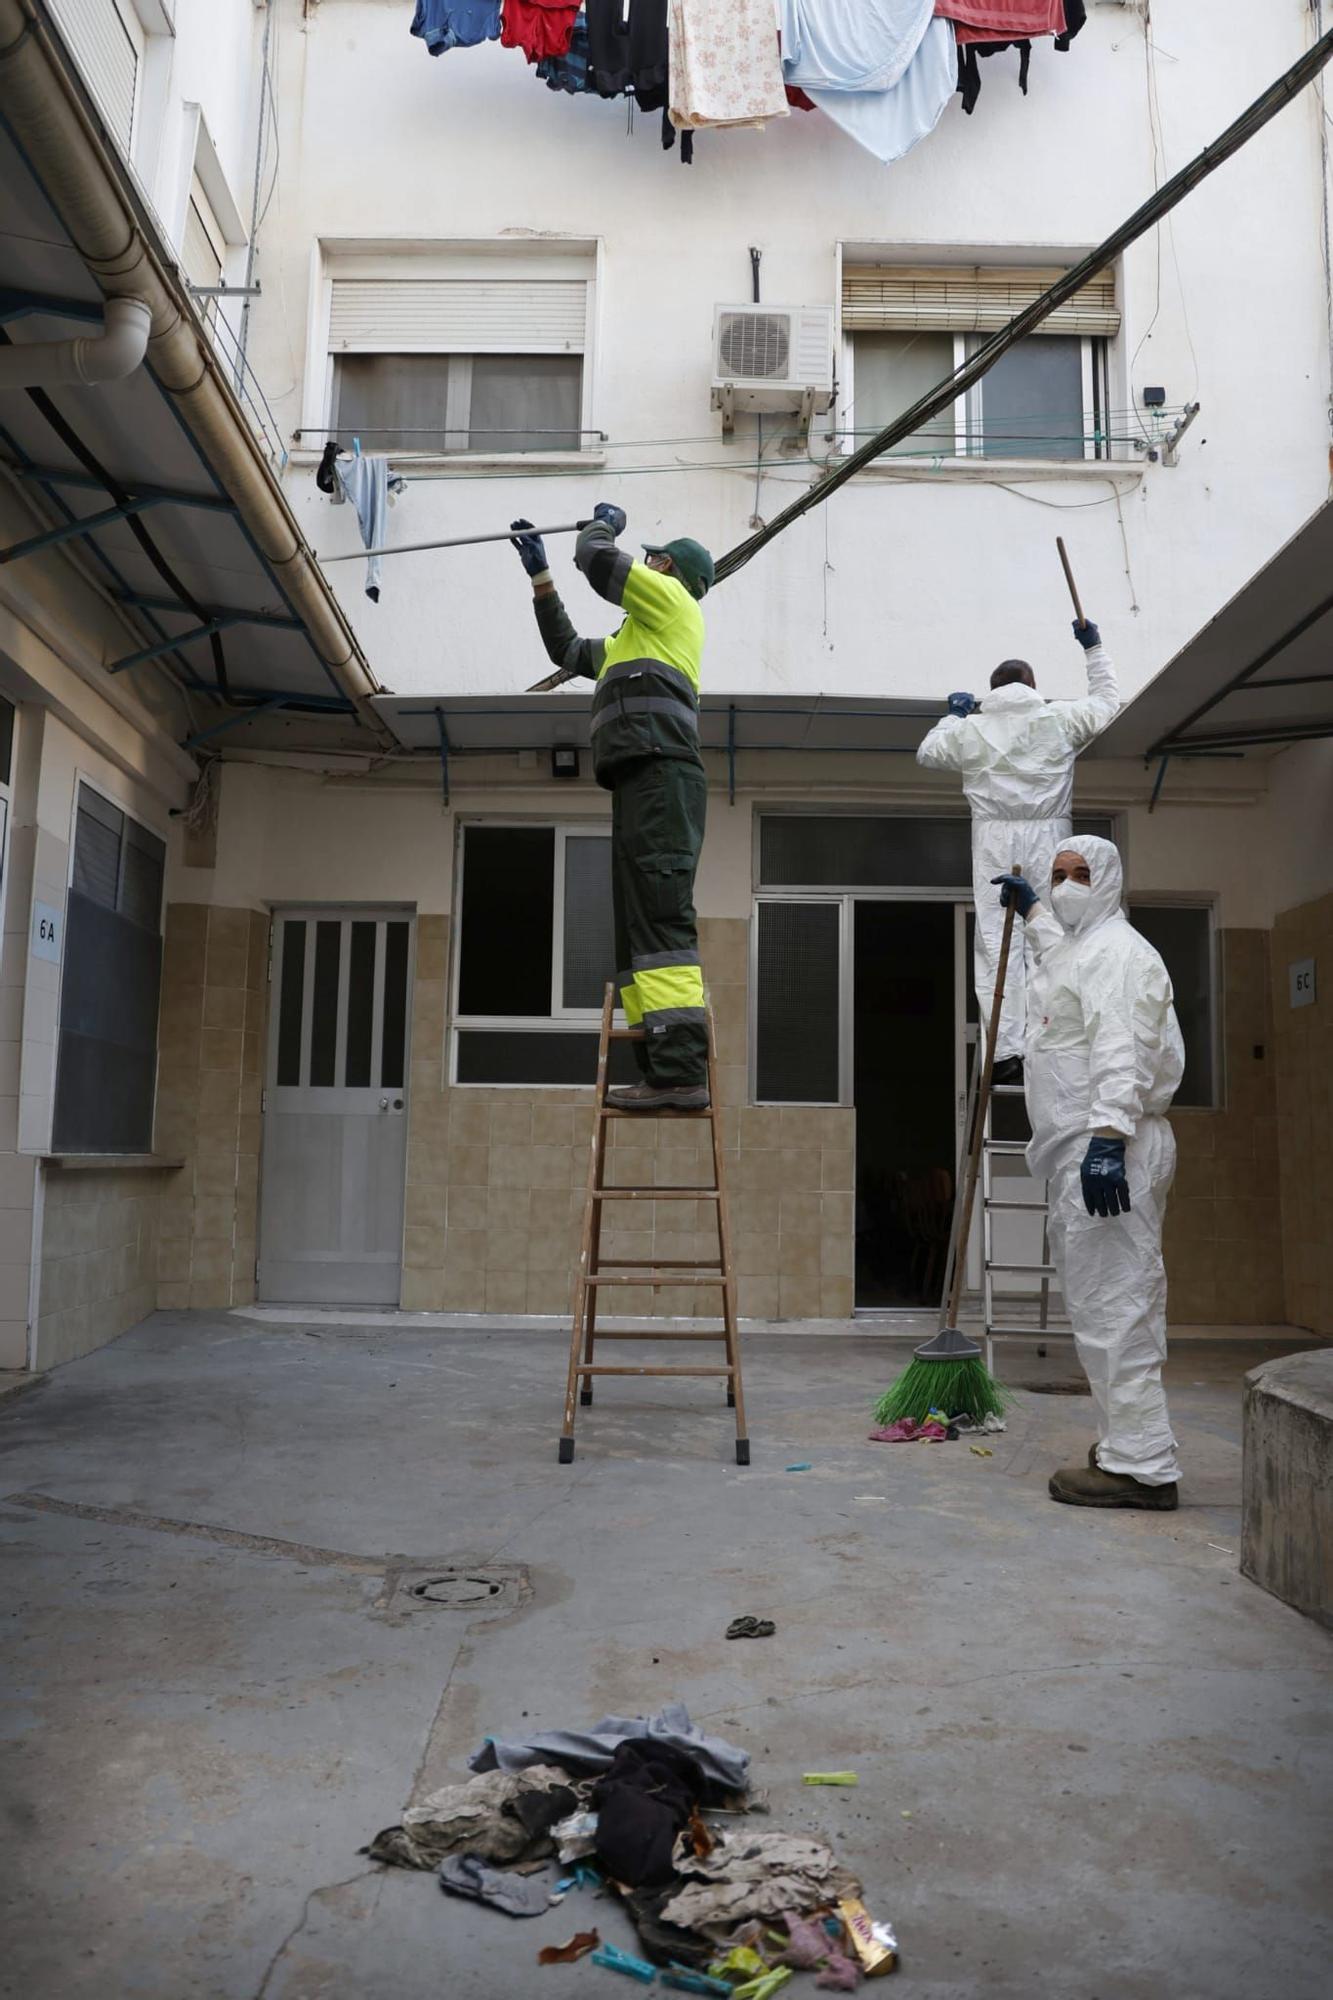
[536,12,591,91]
[935,0,1064,31]
[333,453,404,604]
[780,8,957,168]
[1055,1,1086,51]
[943,0,1082,112]
[502,0,580,63]
[780,0,935,95]
[409,0,502,56]
[667,0,790,132]
[586,0,669,101]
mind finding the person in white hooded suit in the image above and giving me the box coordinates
[917,620,1119,1084]
[993,835,1185,1508]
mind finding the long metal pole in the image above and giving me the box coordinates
[715,26,1333,583]
[319,521,587,564]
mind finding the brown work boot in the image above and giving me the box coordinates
[1049,1463,1178,1510]
[607,1081,710,1113]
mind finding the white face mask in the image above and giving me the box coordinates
[1050,879,1092,931]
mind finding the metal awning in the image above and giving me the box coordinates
[372,690,943,802]
[0,9,385,757]
[1089,498,1333,783]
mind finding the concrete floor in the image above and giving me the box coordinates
[1,1313,1330,2000]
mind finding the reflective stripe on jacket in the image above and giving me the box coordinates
[532,521,706,787]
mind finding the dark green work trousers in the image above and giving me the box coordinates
[610,756,709,1088]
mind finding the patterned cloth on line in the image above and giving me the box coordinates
[667,0,790,131]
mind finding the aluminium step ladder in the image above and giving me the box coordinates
[558,983,749,1466]
[981,1082,1072,1376]
[936,1036,1072,1375]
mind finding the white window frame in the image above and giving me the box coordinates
[451,817,618,1089]
[840,327,1110,463]
[50,773,168,1154]
[305,239,602,463]
[1126,893,1222,1111]
[748,809,1122,1108]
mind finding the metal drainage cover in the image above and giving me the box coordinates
[409,1571,506,1607]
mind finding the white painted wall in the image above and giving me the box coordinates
[180,739,1316,938]
[245,0,1333,719]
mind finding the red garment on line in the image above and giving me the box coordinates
[500,0,579,62]
[935,1,1065,36]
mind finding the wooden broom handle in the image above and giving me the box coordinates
[1056,536,1086,626]
[944,879,1020,1331]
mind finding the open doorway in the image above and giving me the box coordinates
[853,901,958,1309]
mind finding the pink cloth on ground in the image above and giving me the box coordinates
[868,1418,950,1443]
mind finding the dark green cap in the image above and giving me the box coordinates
[643,536,715,600]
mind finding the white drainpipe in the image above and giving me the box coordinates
[0,293,151,388]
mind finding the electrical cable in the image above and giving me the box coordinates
[712,25,1333,585]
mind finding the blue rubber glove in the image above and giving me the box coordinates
[1081,1137,1131,1217]
[1072,619,1101,650]
[947,691,977,718]
[593,502,627,536]
[509,518,548,577]
[990,872,1038,918]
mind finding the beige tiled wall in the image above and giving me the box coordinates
[401,916,856,1320]
[1162,928,1283,1325]
[36,1166,164,1366]
[1270,890,1333,1335]
[154,903,266,1309]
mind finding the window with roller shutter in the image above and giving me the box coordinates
[46,0,143,159]
[841,262,1120,464]
[322,257,594,455]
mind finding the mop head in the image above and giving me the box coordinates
[872,1355,1008,1428]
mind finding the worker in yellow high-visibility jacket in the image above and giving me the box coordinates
[511,504,715,1110]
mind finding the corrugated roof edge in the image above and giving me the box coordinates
[0,0,394,750]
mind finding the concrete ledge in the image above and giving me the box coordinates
[43,1155,185,1171]
[1241,1349,1333,1627]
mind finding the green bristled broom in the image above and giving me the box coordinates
[872,871,1021,1427]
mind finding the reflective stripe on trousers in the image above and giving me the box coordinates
[628,956,706,1042]
[618,968,644,1028]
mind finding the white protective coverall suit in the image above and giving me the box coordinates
[1023,836,1185,1485]
[917,642,1119,1062]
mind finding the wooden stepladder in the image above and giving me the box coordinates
[558,984,749,1465]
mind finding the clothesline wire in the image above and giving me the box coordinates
[391,445,1151,484]
[300,412,1187,452]
[711,25,1333,584]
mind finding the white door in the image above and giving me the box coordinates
[258,909,413,1305]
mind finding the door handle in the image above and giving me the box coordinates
[379,1096,405,1112]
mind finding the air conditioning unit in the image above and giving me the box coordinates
[710,304,834,434]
